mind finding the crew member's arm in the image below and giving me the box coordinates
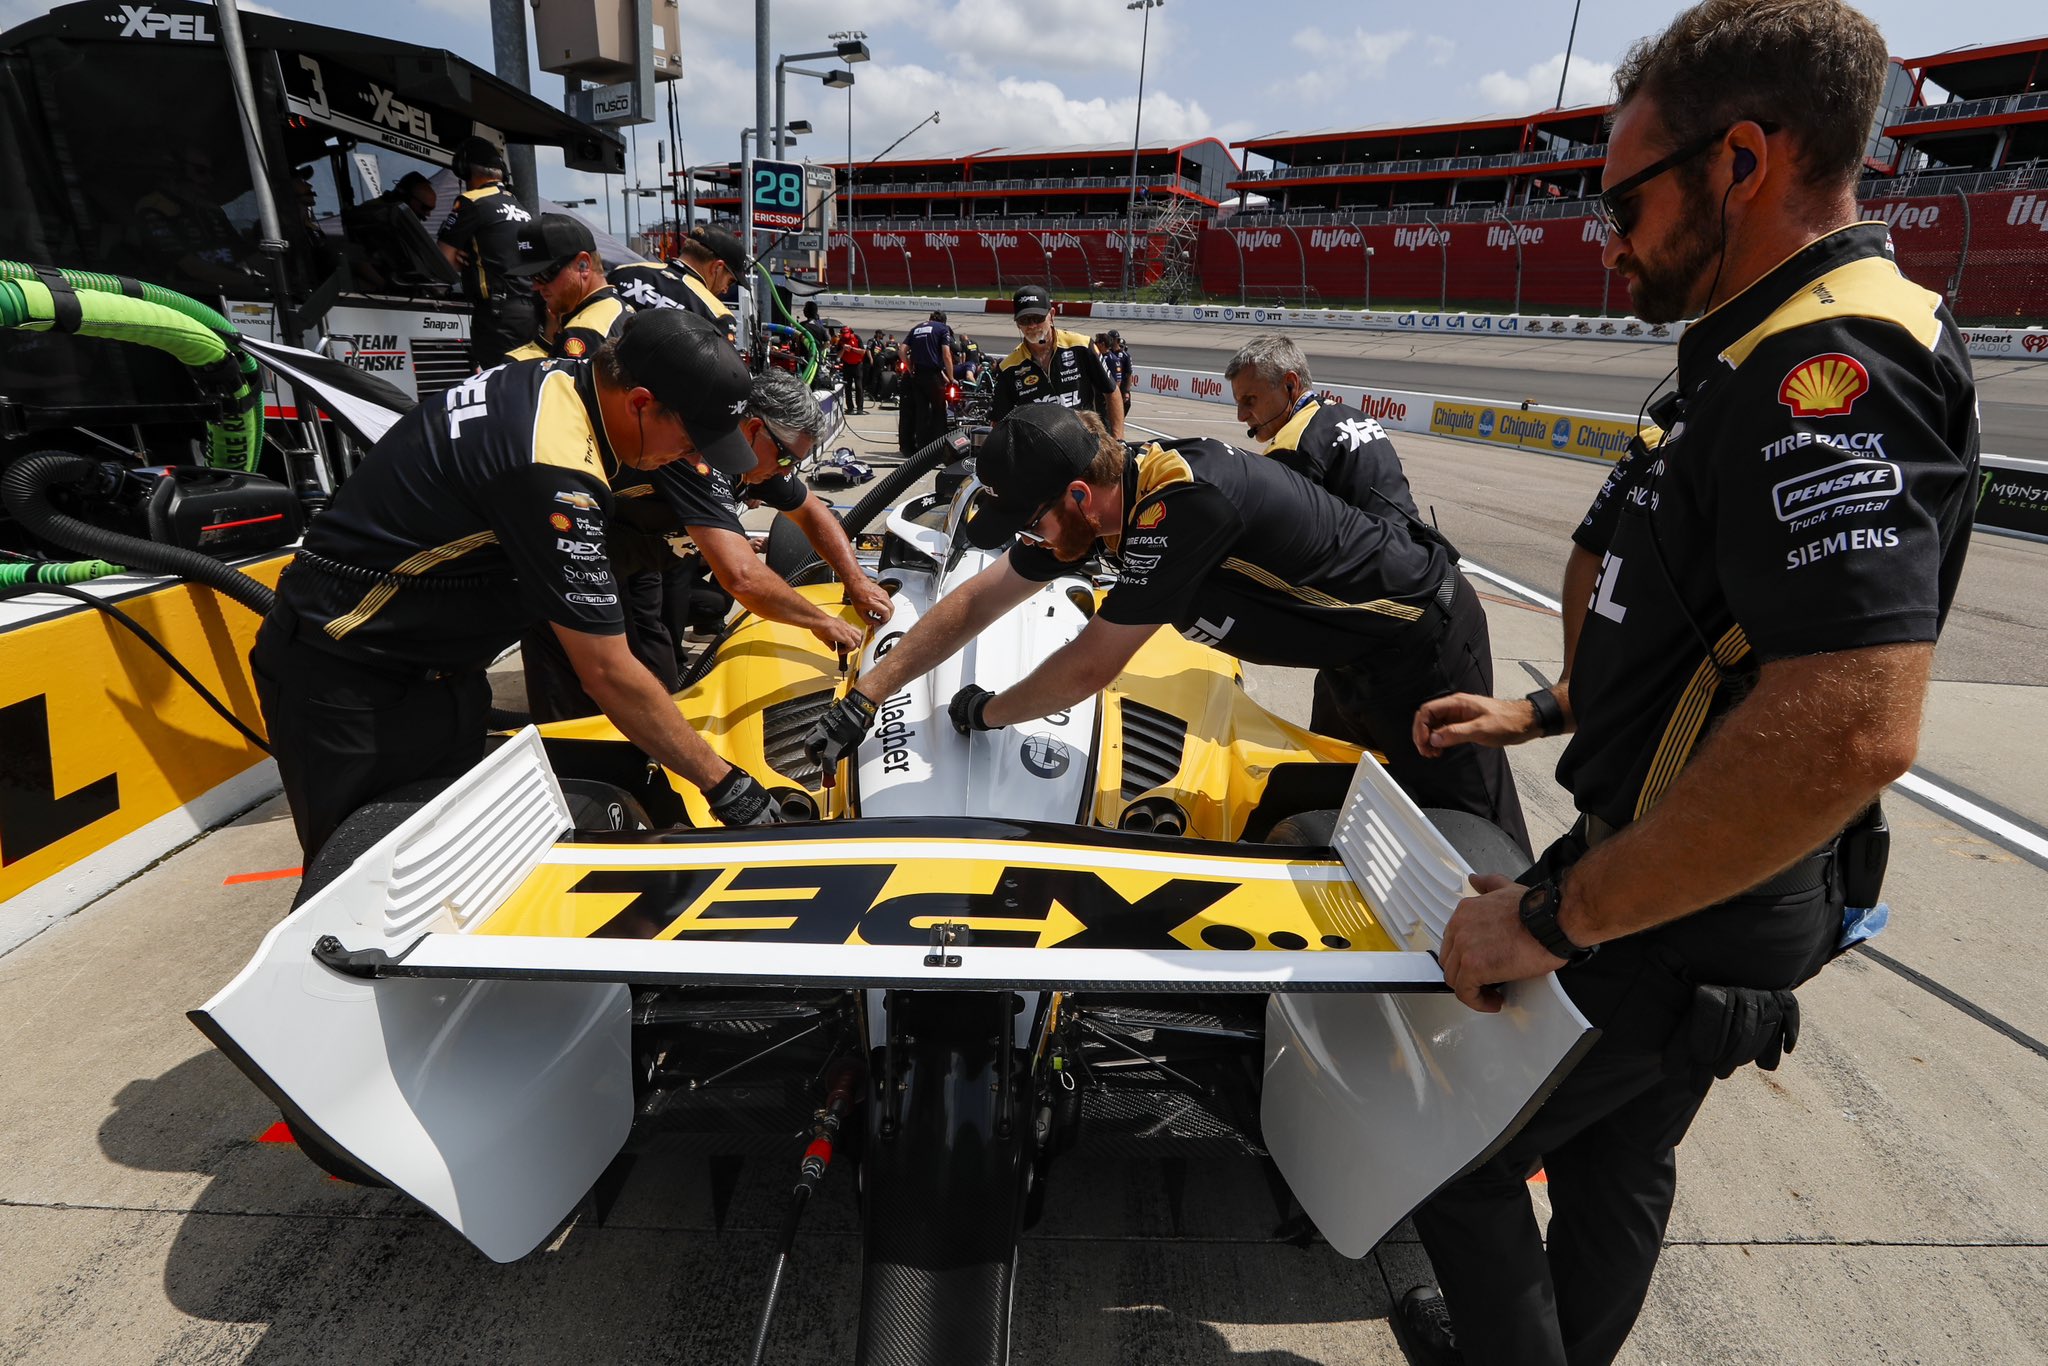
[1082,345,1125,438]
[555,624,736,790]
[1412,451,1643,755]
[859,553,1041,701]
[691,523,862,650]
[780,489,894,624]
[978,617,1155,726]
[1440,642,1927,1009]
[436,195,475,272]
[1101,386,1126,439]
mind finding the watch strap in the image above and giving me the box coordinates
[1525,687,1565,738]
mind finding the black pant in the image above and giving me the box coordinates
[1312,571,1531,857]
[520,568,677,723]
[468,294,542,368]
[251,616,490,860]
[842,366,865,414]
[1410,831,1842,1366]
[898,370,950,456]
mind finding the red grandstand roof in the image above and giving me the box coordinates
[1904,34,2048,71]
[1235,106,1611,151]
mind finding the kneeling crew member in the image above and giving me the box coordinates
[992,286,1124,437]
[252,310,787,858]
[1227,333,1444,745]
[803,405,1525,850]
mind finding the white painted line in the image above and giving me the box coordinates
[1458,559,1563,614]
[1893,771,2048,864]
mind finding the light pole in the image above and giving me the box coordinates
[741,123,807,350]
[776,39,870,160]
[831,30,867,291]
[1122,0,1163,299]
[1364,244,1375,311]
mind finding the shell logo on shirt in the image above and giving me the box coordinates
[1135,501,1167,530]
[1779,353,1869,418]
[549,512,573,532]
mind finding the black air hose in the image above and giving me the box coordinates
[1,451,278,617]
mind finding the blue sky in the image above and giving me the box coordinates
[6,0,2040,207]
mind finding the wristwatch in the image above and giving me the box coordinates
[1518,879,1597,965]
[1524,687,1566,738]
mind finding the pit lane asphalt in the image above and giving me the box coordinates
[842,305,2048,460]
[1,389,2043,1364]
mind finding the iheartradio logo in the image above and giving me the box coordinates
[2025,333,2048,354]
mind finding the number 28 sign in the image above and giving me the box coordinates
[751,159,806,231]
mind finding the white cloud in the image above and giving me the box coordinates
[1474,52,1617,111]
[1291,26,1414,76]
[925,0,1164,75]
[1424,36,1455,67]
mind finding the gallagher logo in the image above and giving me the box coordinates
[1779,353,1869,418]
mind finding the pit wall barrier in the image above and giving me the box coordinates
[815,293,2047,363]
[1117,361,2045,541]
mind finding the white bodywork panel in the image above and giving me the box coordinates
[192,731,633,1263]
[853,548,1099,824]
[1261,753,1593,1257]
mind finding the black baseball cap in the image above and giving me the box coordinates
[1012,285,1052,319]
[963,405,1098,550]
[684,224,749,279]
[613,310,756,477]
[505,213,596,277]
[452,135,506,173]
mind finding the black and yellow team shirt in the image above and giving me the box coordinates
[1007,437,1449,667]
[436,183,535,309]
[506,285,627,362]
[277,360,631,673]
[1265,395,1421,523]
[1562,222,1978,829]
[609,260,738,345]
[991,329,1119,425]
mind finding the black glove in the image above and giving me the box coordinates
[702,766,784,827]
[802,689,878,769]
[949,684,997,735]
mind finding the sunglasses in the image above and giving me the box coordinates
[1596,123,1774,239]
[1015,492,1069,547]
[757,422,802,470]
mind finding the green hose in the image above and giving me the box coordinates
[0,559,126,586]
[0,260,264,472]
[752,263,821,385]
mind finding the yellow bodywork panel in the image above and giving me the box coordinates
[476,834,1397,953]
[531,583,1366,839]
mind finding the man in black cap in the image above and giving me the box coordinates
[992,286,1123,437]
[438,135,541,367]
[802,405,1528,850]
[251,310,791,859]
[503,213,624,362]
[612,224,746,345]
[898,309,956,457]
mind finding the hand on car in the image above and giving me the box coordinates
[1413,692,1541,756]
[812,616,865,652]
[1437,873,1565,1013]
[949,684,997,734]
[702,766,784,827]
[844,577,895,627]
[802,689,878,769]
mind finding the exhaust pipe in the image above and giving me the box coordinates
[1118,794,1189,838]
[772,787,821,822]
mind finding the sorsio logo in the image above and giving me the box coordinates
[1235,229,1283,250]
[1551,418,1572,450]
[1308,227,1363,250]
[1477,410,1496,438]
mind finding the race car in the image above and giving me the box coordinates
[193,437,1590,1365]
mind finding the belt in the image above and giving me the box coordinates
[267,605,467,684]
[1570,811,1835,898]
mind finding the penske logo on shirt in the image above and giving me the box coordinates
[1770,458,1903,522]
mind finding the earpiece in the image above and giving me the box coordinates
[1732,148,1756,183]
[1070,488,1085,504]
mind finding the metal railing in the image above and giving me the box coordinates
[1227,195,1605,227]
[850,172,1201,196]
[1237,144,1605,183]
[1890,91,2048,128]
[1860,161,2047,198]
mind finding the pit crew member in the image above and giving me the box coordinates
[1397,4,1980,1363]
[991,286,1124,437]
[899,310,956,457]
[437,136,541,367]
[610,224,745,345]
[250,310,791,858]
[503,214,624,362]
[804,405,1526,846]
